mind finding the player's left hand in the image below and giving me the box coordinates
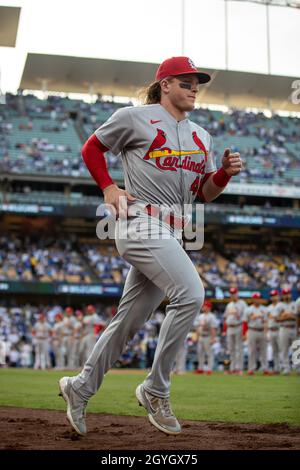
[222,148,243,176]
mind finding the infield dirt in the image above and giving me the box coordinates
[1,407,299,450]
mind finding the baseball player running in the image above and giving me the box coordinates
[276,287,298,375]
[266,289,281,374]
[223,287,247,375]
[245,293,269,375]
[194,300,218,375]
[59,56,243,436]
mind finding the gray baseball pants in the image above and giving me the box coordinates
[269,332,280,372]
[227,326,243,371]
[248,330,267,371]
[279,327,297,373]
[197,336,214,371]
[173,342,188,374]
[71,215,204,400]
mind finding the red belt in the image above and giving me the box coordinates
[281,325,296,329]
[144,204,189,230]
[227,323,242,328]
[269,328,279,332]
[249,327,264,332]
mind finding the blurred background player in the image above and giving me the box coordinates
[266,289,281,374]
[32,313,51,370]
[62,307,76,369]
[194,300,218,375]
[276,287,298,375]
[245,293,269,375]
[81,305,102,363]
[173,336,188,375]
[71,310,84,369]
[223,287,247,375]
[51,312,64,370]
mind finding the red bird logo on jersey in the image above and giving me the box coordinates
[192,131,208,162]
[143,129,169,160]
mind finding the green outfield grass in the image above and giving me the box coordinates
[0,368,299,426]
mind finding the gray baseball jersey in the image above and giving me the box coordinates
[73,319,83,340]
[245,305,267,329]
[52,322,64,341]
[266,303,280,330]
[224,299,247,326]
[197,313,218,336]
[83,314,100,336]
[275,301,297,328]
[33,321,51,340]
[94,104,216,207]
[62,316,76,336]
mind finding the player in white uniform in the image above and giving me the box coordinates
[52,312,64,369]
[32,313,51,370]
[59,56,243,436]
[194,300,218,375]
[266,290,281,374]
[245,293,269,375]
[81,305,102,363]
[70,310,84,369]
[276,288,298,375]
[61,307,76,369]
[223,287,247,375]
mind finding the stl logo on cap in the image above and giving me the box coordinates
[188,58,197,70]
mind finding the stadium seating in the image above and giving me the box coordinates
[1,93,300,185]
[1,232,298,290]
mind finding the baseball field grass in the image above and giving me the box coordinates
[0,368,299,426]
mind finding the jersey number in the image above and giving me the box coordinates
[190,176,200,195]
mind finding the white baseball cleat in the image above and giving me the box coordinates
[136,383,181,435]
[58,376,87,436]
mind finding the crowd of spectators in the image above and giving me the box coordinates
[0,234,92,283]
[233,251,300,291]
[0,93,299,184]
[85,244,131,284]
[0,233,299,291]
[189,248,258,289]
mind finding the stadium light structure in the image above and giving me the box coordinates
[181,0,299,72]
[223,0,300,74]
[229,0,300,7]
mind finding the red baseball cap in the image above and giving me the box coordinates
[203,300,212,310]
[155,57,211,84]
[65,306,73,315]
[270,289,279,297]
[252,292,262,299]
[229,287,238,295]
[282,287,291,295]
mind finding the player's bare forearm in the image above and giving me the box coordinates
[202,149,243,203]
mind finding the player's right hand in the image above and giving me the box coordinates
[103,184,136,219]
